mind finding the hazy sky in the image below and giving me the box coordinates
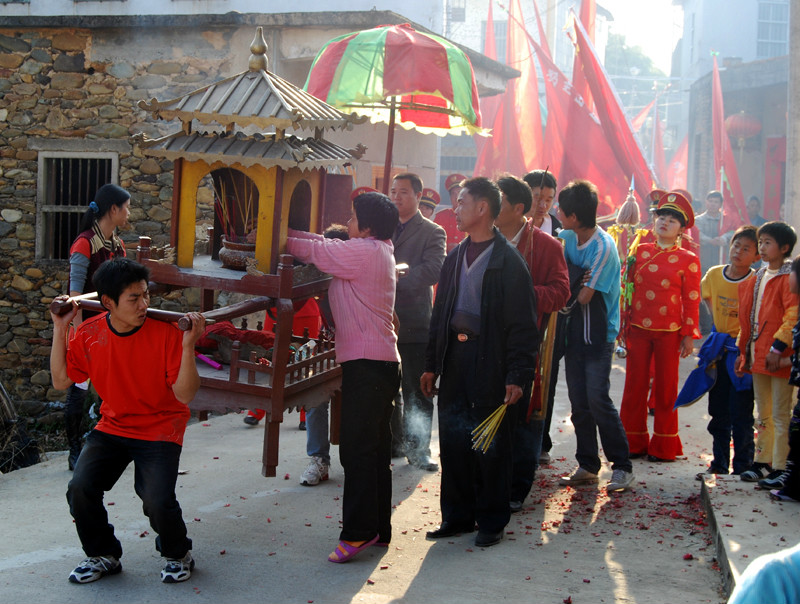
[600,0,683,75]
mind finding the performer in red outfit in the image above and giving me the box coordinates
[619,192,702,461]
[434,174,466,252]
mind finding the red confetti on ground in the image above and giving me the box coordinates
[268,552,276,556]
[583,579,591,583]
[194,518,201,522]
[139,531,149,538]
[213,456,219,460]
[267,518,271,523]
[224,503,230,507]
[563,597,572,604]
[203,423,211,427]
[305,523,312,527]
[284,473,290,480]
[683,553,694,560]
[366,579,375,585]
[325,515,332,518]
[220,549,226,555]
[380,565,389,570]
[525,576,531,580]
[108,502,115,506]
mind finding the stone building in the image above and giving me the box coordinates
[0,11,513,404]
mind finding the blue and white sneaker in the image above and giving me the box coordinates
[68,555,122,584]
[161,552,194,583]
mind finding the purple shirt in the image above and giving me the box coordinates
[287,230,400,364]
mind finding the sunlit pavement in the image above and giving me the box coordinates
[1,352,794,603]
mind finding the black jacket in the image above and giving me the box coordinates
[424,228,539,406]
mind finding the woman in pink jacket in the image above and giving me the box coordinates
[287,192,400,563]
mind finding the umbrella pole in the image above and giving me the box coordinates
[382,97,397,194]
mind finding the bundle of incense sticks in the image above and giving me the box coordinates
[470,404,507,453]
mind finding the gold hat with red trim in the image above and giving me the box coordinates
[445,173,466,192]
[648,188,667,209]
[350,186,378,201]
[420,187,441,210]
[657,190,694,229]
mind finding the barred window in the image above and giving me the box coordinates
[37,152,118,260]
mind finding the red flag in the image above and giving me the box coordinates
[531,0,551,60]
[474,1,501,167]
[568,14,656,208]
[531,37,630,210]
[712,55,747,233]
[652,103,667,187]
[631,96,656,133]
[474,0,543,177]
[666,134,688,190]
[571,0,596,114]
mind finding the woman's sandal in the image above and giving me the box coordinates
[327,535,379,563]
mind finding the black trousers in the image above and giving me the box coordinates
[339,359,400,543]
[398,342,435,458]
[67,430,191,560]
[437,338,514,534]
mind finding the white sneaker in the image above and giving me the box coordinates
[300,456,329,486]
[607,469,634,491]
[161,552,194,583]
[559,467,599,486]
[68,555,122,584]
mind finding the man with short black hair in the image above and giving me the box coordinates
[390,173,446,471]
[422,177,539,548]
[51,257,206,585]
[494,175,569,511]
[523,170,560,235]
[556,180,634,492]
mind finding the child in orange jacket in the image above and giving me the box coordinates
[736,221,799,484]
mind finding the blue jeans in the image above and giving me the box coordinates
[67,430,191,560]
[707,353,755,473]
[305,402,330,464]
[564,341,632,474]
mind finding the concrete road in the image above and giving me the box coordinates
[2,353,793,604]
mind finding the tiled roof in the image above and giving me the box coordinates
[136,130,364,170]
[137,68,363,133]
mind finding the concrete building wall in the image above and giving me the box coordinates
[2,0,445,33]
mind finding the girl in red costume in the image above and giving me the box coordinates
[619,191,702,461]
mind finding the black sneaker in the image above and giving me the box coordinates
[740,462,772,482]
[758,469,789,490]
[68,555,122,584]
[161,552,194,583]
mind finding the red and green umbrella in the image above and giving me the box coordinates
[304,23,485,191]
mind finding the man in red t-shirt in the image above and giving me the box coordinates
[50,258,205,585]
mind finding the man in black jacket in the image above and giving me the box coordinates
[421,177,539,548]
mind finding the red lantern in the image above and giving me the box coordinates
[725,111,761,162]
[725,111,761,141]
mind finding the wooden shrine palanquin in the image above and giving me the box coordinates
[131,28,362,477]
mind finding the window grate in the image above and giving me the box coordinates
[38,153,116,260]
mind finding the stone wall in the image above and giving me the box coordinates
[0,25,247,402]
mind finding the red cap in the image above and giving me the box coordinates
[648,188,667,208]
[672,188,693,205]
[445,173,466,192]
[420,187,441,210]
[350,186,378,201]
[657,191,695,229]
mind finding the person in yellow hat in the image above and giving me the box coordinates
[618,191,702,462]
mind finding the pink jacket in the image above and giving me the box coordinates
[287,230,400,364]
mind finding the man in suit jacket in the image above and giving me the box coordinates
[391,173,447,471]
